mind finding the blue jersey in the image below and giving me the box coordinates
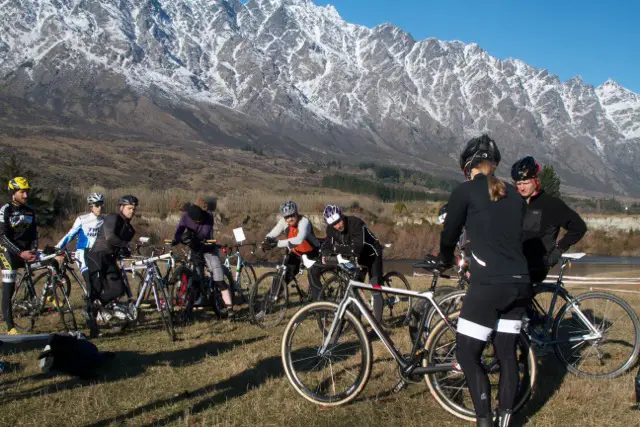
[56,213,104,251]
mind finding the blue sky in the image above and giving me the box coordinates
[313,0,640,93]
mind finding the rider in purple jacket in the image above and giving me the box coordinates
[172,204,233,316]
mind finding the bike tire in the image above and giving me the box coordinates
[53,277,78,332]
[237,263,257,304]
[11,273,37,332]
[156,280,177,342]
[281,301,372,406]
[424,311,537,422]
[381,271,412,328]
[319,272,348,303]
[552,291,640,379]
[249,271,289,329]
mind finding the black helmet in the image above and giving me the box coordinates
[187,204,204,222]
[459,134,501,178]
[118,195,139,206]
[511,156,540,181]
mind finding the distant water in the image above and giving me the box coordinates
[388,257,640,277]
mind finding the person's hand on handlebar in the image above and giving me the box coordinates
[20,249,36,262]
[261,237,278,251]
[424,253,453,272]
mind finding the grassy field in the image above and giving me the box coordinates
[1,271,640,427]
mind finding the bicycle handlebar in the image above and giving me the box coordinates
[133,252,174,266]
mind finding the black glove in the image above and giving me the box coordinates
[42,245,56,255]
[545,246,563,268]
[261,237,278,251]
[169,239,179,247]
[435,253,454,272]
[422,254,439,268]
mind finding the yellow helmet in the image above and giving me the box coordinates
[8,177,31,192]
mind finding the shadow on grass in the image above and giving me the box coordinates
[86,354,284,427]
[514,350,568,424]
[0,336,267,405]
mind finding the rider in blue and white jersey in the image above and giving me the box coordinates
[55,193,105,287]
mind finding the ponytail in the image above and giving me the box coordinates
[475,161,506,201]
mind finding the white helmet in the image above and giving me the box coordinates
[280,201,298,217]
[87,192,105,205]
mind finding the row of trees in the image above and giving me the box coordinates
[358,163,461,191]
[322,174,448,202]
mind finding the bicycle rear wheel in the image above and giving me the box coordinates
[281,301,372,406]
[249,271,289,328]
[53,277,77,332]
[553,291,640,378]
[424,312,536,422]
[381,271,412,328]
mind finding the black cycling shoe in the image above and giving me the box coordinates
[475,417,493,427]
[496,410,513,427]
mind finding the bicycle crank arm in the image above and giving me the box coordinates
[410,363,458,375]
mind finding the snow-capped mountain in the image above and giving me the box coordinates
[1,0,639,193]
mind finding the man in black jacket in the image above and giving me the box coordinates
[321,205,383,321]
[86,195,138,329]
[511,157,587,283]
[1,177,37,335]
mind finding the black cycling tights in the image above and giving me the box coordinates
[456,332,520,418]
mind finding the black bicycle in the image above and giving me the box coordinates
[248,247,337,329]
[11,249,78,332]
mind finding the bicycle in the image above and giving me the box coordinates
[220,241,257,305]
[421,253,640,379]
[249,247,338,329]
[280,265,536,421]
[10,248,78,333]
[169,240,234,323]
[127,251,177,341]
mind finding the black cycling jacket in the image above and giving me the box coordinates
[0,202,37,255]
[323,216,381,259]
[440,174,530,286]
[91,212,135,254]
[522,190,587,282]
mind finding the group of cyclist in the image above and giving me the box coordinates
[1,133,589,425]
[425,134,587,426]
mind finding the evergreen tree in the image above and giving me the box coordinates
[539,164,561,197]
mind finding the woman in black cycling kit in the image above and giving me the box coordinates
[436,135,531,427]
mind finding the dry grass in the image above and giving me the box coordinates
[1,272,640,426]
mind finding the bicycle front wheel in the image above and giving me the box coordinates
[381,271,412,328]
[424,312,536,422]
[237,263,257,304]
[156,281,177,342]
[11,274,37,332]
[281,301,372,406]
[249,272,289,328]
[53,277,77,332]
[553,291,640,378]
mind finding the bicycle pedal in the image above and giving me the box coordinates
[392,380,408,393]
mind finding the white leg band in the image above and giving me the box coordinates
[457,317,492,341]
[496,318,522,334]
[2,270,17,283]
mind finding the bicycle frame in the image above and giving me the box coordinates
[134,260,172,312]
[528,257,603,346]
[319,275,456,375]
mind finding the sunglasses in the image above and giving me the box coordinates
[284,215,297,220]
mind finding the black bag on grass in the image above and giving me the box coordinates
[38,332,114,378]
